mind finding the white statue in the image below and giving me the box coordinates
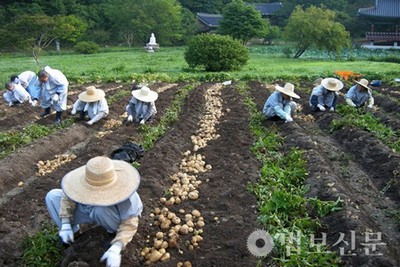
[148,33,157,45]
[145,33,159,52]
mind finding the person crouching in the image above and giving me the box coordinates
[263,83,300,123]
[45,156,143,267]
[71,86,109,125]
[126,86,158,124]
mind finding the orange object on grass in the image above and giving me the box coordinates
[335,70,362,81]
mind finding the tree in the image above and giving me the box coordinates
[3,14,86,65]
[283,5,350,58]
[104,0,183,46]
[218,0,269,45]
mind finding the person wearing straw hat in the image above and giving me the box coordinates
[345,78,374,109]
[45,156,143,267]
[37,66,69,125]
[263,83,300,123]
[71,86,109,125]
[126,86,158,124]
[309,77,343,112]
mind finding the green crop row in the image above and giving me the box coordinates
[140,83,197,150]
[21,85,195,266]
[237,83,342,267]
[332,105,400,152]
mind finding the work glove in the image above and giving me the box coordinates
[285,114,293,123]
[317,104,326,111]
[329,107,335,112]
[71,108,77,115]
[127,115,133,122]
[52,94,59,102]
[31,100,38,107]
[100,242,122,267]
[367,104,373,109]
[140,119,145,124]
[86,121,93,126]
[345,98,357,107]
[59,223,74,244]
[8,101,13,107]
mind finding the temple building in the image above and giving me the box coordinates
[358,0,400,48]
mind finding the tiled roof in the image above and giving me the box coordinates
[196,13,223,27]
[248,2,283,15]
[358,0,400,18]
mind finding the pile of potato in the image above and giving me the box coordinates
[103,119,123,129]
[95,130,113,138]
[191,84,223,151]
[141,207,204,265]
[36,154,77,176]
[295,114,315,122]
[156,83,178,93]
[141,84,225,265]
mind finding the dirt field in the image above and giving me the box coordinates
[0,81,399,267]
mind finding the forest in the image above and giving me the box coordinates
[0,0,375,50]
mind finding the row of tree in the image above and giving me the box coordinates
[0,0,373,58]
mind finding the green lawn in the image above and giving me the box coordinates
[0,46,399,85]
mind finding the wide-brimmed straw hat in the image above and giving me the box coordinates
[355,78,371,90]
[275,83,300,99]
[61,156,140,206]
[321,78,344,91]
[79,86,105,102]
[132,86,158,102]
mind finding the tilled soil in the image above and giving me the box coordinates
[0,81,399,267]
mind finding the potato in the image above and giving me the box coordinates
[191,209,201,217]
[160,252,170,261]
[155,232,164,239]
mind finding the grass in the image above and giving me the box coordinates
[1,46,399,85]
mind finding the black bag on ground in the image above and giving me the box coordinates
[110,142,144,163]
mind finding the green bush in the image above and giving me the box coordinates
[74,41,100,54]
[184,34,249,72]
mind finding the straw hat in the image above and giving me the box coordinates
[275,83,300,99]
[355,78,371,90]
[61,156,140,206]
[79,86,105,102]
[132,86,158,102]
[321,78,344,91]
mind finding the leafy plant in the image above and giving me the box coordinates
[332,105,400,152]
[0,124,53,159]
[184,34,249,72]
[21,223,62,267]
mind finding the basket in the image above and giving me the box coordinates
[335,70,362,81]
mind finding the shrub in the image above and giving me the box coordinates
[184,34,249,72]
[74,41,100,54]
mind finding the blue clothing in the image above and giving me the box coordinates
[45,189,143,232]
[2,83,31,104]
[263,91,296,120]
[345,85,373,107]
[40,66,69,111]
[126,96,157,122]
[15,71,41,100]
[309,85,338,109]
